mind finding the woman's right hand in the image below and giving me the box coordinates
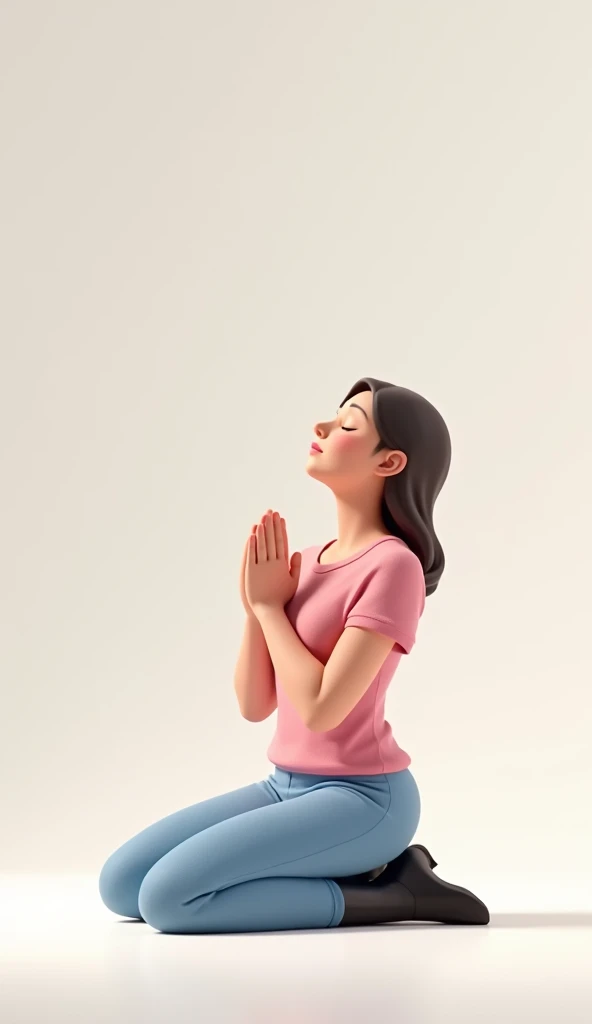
[240,508,289,615]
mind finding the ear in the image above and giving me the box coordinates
[376,449,407,477]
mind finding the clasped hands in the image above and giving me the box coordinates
[240,509,302,615]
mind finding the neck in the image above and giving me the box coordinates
[332,487,388,553]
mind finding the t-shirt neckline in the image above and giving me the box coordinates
[312,535,403,572]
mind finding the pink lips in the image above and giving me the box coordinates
[310,442,323,453]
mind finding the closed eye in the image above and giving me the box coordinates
[341,427,356,432]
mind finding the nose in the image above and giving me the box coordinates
[313,417,331,438]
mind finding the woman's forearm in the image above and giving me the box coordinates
[254,604,324,726]
[233,613,277,721]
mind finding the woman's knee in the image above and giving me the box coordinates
[137,861,189,931]
[98,846,144,920]
[136,850,220,932]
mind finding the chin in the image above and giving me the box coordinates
[305,462,332,488]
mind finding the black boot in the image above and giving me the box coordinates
[336,844,490,927]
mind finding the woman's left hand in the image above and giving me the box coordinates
[245,510,302,612]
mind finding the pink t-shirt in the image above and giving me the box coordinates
[267,535,426,776]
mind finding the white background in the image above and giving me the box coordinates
[1,1,591,912]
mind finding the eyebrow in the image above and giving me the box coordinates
[337,402,369,421]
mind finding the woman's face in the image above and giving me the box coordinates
[306,389,406,488]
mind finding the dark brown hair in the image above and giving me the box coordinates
[339,377,451,597]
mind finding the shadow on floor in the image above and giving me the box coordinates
[114,911,592,933]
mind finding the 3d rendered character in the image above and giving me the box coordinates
[99,376,490,933]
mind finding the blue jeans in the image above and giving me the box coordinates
[98,766,421,933]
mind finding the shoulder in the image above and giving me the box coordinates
[368,537,423,574]
[364,539,426,607]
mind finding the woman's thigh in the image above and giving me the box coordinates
[98,778,278,918]
[138,769,420,913]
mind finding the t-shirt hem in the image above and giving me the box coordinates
[268,754,412,776]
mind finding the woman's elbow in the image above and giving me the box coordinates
[305,705,342,733]
[240,701,277,723]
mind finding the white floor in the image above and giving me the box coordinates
[2,877,591,1024]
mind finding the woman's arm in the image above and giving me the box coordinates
[233,612,277,721]
[254,606,394,732]
[254,605,323,725]
[232,525,278,722]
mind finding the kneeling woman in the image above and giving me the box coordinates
[99,377,489,933]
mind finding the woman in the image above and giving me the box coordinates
[99,376,489,933]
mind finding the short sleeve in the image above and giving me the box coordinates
[344,548,426,654]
